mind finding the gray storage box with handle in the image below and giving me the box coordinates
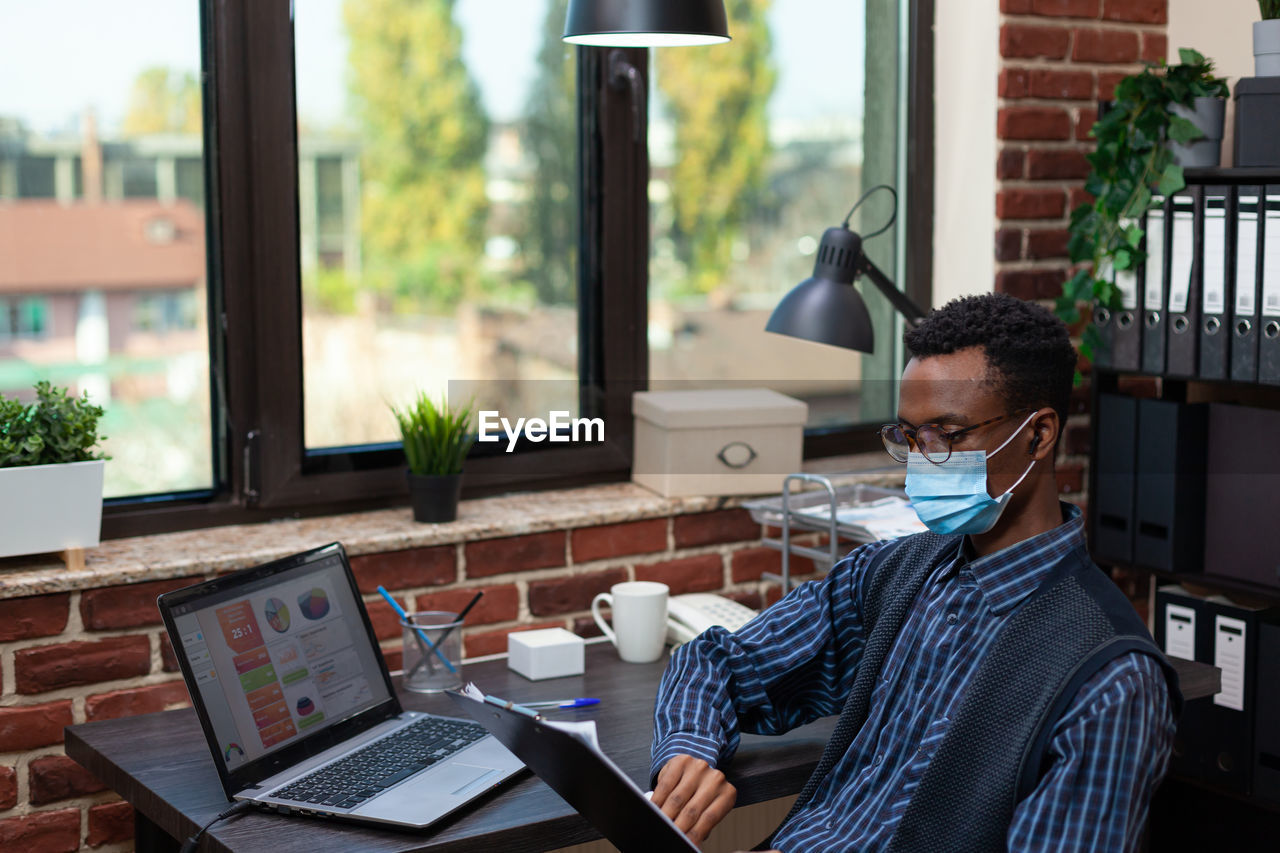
[631,389,807,497]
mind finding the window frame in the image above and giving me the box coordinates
[101,0,933,538]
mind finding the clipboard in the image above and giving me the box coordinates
[447,690,698,853]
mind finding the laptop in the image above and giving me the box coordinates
[157,542,524,830]
[448,690,698,852]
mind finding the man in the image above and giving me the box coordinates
[649,293,1180,852]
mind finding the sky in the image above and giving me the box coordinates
[0,0,868,135]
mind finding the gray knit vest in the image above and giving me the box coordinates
[763,531,1182,852]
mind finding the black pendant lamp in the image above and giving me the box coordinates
[563,0,730,47]
[766,185,928,353]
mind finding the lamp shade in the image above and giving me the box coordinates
[765,276,875,353]
[564,0,730,47]
[765,226,876,352]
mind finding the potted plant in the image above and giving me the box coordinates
[1167,52,1230,168]
[391,392,475,523]
[0,381,107,559]
[1256,0,1280,76]
[1056,49,1228,368]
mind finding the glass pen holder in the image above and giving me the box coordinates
[400,610,463,693]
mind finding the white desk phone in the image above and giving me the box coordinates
[666,594,758,645]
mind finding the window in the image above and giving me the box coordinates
[648,0,929,451]
[0,0,215,501]
[0,296,49,341]
[294,0,582,455]
[135,290,198,333]
[0,0,929,537]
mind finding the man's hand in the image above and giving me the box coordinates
[651,754,737,846]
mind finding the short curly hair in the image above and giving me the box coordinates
[902,292,1077,426]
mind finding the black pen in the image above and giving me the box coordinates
[439,590,484,648]
[408,590,483,677]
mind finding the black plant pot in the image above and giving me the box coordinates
[407,472,462,523]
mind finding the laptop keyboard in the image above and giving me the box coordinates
[272,716,487,810]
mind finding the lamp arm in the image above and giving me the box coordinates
[856,255,927,327]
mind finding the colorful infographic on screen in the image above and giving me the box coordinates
[297,587,330,621]
[263,597,291,633]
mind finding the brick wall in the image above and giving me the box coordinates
[994,0,1170,517]
[0,508,807,852]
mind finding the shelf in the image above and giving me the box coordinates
[1106,561,1280,605]
[1182,166,1280,184]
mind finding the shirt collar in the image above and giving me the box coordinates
[956,503,1085,615]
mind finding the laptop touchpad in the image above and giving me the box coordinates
[436,762,500,796]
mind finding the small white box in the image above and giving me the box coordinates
[632,389,808,497]
[507,628,585,680]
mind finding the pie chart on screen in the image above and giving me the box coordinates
[296,696,316,716]
[297,588,331,621]
[263,598,290,633]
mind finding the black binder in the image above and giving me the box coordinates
[1142,198,1170,375]
[1230,189,1264,383]
[1154,587,1275,796]
[1198,189,1231,379]
[1165,191,1200,377]
[1259,189,1280,385]
[1132,399,1207,574]
[1113,234,1142,370]
[1091,393,1137,565]
[1204,402,1280,591]
[1255,621,1280,806]
[1092,293,1115,370]
[449,690,698,853]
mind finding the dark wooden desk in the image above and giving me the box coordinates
[65,644,1219,853]
[65,643,833,853]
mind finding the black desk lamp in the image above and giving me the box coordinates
[563,0,730,47]
[766,185,928,353]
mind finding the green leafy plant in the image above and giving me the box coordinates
[1057,49,1228,366]
[391,393,475,476]
[1262,0,1280,20]
[0,381,107,468]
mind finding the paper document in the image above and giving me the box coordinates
[455,684,646,798]
[458,683,603,754]
[795,495,927,540]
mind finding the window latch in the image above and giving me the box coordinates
[242,429,261,506]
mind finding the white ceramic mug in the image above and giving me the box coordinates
[591,581,669,663]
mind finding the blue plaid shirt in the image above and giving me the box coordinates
[652,505,1176,852]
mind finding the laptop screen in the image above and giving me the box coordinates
[166,547,392,773]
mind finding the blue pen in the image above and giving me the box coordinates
[519,698,600,709]
[376,586,457,674]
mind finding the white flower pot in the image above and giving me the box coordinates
[1255,19,1280,77]
[0,460,104,558]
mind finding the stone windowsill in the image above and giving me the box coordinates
[0,453,905,600]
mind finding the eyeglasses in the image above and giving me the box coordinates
[879,411,1030,465]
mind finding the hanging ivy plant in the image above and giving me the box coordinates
[1055,48,1228,366]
